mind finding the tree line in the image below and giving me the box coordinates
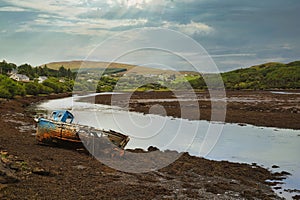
[0,75,74,98]
[1,59,299,98]
[0,60,74,98]
[0,60,75,79]
[16,64,74,80]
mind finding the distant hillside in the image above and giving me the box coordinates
[221,61,300,89]
[41,60,300,90]
[41,61,136,71]
[178,61,300,90]
[41,60,178,75]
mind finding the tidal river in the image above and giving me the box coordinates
[36,93,300,199]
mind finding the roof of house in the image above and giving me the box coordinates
[10,73,30,80]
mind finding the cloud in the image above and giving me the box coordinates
[106,0,167,10]
[211,53,256,58]
[4,0,212,37]
[0,0,299,70]
[0,6,28,12]
[1,0,153,36]
[2,0,168,18]
[15,13,149,35]
[162,21,214,35]
[1,0,87,19]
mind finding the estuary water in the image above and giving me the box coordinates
[36,94,300,199]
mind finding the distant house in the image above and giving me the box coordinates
[38,76,48,83]
[10,73,30,82]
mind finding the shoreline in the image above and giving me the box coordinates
[80,90,300,130]
[0,93,295,199]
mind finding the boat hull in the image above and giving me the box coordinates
[36,118,129,149]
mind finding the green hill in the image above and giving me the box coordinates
[221,61,300,89]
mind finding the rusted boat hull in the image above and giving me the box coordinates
[36,118,130,149]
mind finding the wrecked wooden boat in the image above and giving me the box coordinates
[36,110,130,150]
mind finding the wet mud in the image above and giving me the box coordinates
[0,92,296,199]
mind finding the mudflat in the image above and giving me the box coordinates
[0,92,295,199]
[86,90,300,130]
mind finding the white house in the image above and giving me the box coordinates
[10,73,30,82]
[38,76,48,83]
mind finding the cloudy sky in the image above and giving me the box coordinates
[0,0,299,72]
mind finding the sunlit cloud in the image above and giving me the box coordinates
[4,0,212,37]
[0,0,299,69]
[1,0,87,19]
[106,0,166,9]
[0,6,28,12]
[162,21,214,35]
[15,14,149,36]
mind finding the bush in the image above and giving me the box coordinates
[0,75,25,98]
[96,85,113,92]
[39,84,54,94]
[0,86,12,98]
[42,78,63,93]
[25,82,40,95]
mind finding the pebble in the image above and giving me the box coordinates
[272,165,280,169]
[32,167,51,176]
[73,165,87,170]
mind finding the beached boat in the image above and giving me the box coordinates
[36,110,130,149]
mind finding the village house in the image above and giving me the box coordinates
[38,76,48,83]
[9,73,30,82]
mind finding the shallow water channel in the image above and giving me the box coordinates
[36,94,300,199]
